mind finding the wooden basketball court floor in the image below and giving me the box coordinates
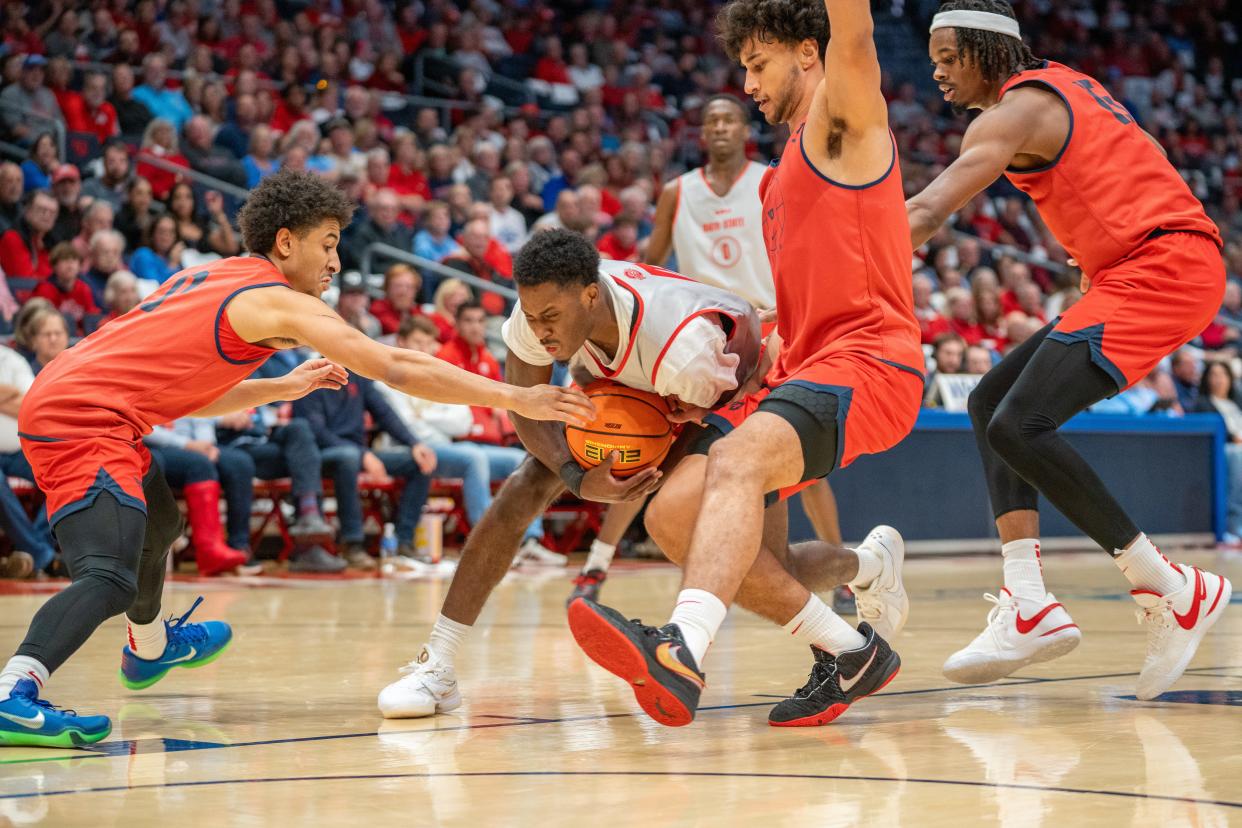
[0,550,1237,827]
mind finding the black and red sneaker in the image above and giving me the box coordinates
[567,598,705,727]
[566,569,608,607]
[768,622,899,727]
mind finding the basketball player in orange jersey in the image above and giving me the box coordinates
[906,0,1231,700]
[567,0,923,728]
[568,95,857,615]
[0,170,592,748]
[377,229,901,719]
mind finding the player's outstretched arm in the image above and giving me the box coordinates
[508,351,661,503]
[817,0,888,134]
[227,286,596,425]
[906,98,1033,249]
[190,358,348,416]
[642,181,679,266]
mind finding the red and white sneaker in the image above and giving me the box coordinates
[1132,564,1231,701]
[943,589,1081,684]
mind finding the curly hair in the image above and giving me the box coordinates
[717,0,829,63]
[237,168,356,255]
[513,229,600,289]
[936,0,1042,84]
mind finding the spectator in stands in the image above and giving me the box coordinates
[965,345,994,375]
[444,183,474,234]
[912,273,941,343]
[83,229,127,308]
[69,200,115,265]
[466,143,502,203]
[532,188,584,235]
[1092,367,1181,417]
[429,278,470,342]
[381,316,553,562]
[488,175,527,254]
[71,71,119,146]
[0,334,54,578]
[341,187,412,272]
[17,303,69,375]
[214,93,259,160]
[337,271,382,338]
[444,219,513,315]
[505,161,546,227]
[242,124,279,189]
[101,269,141,320]
[0,163,21,231]
[439,300,512,443]
[323,117,365,180]
[0,56,61,144]
[541,147,582,210]
[109,62,151,138]
[1014,281,1048,324]
[1171,349,1201,412]
[137,118,189,200]
[116,175,163,253]
[1194,361,1242,541]
[0,189,57,279]
[413,200,462,267]
[33,243,99,335]
[370,263,423,337]
[182,115,248,189]
[597,216,640,262]
[132,53,193,130]
[143,419,250,576]
[46,164,84,246]
[167,183,239,259]
[43,9,81,59]
[972,285,1006,347]
[924,331,967,407]
[80,138,133,211]
[130,214,183,285]
[20,133,59,192]
[293,372,436,569]
[386,131,431,215]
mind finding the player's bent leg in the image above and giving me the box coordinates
[121,467,232,691]
[378,457,564,719]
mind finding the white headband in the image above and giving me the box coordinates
[930,10,1022,40]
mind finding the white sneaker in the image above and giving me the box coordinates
[377,645,462,719]
[511,538,568,568]
[852,525,908,640]
[1132,563,1231,701]
[943,589,1081,684]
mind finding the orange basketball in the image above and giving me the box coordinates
[566,380,675,478]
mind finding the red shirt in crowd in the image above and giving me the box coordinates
[924,315,987,346]
[438,334,512,444]
[387,165,432,200]
[533,57,570,84]
[369,298,425,336]
[33,277,100,335]
[596,232,638,262]
[0,230,52,279]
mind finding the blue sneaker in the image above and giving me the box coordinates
[0,679,111,747]
[119,597,233,691]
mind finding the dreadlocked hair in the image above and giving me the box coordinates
[936,0,1042,85]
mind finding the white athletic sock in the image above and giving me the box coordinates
[0,656,49,696]
[583,539,617,574]
[667,589,728,666]
[1001,539,1047,601]
[126,616,168,660]
[849,545,884,590]
[427,614,471,667]
[1115,533,1186,595]
[784,594,866,655]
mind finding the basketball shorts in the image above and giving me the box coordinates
[691,351,924,502]
[1050,231,1224,391]
[19,428,153,527]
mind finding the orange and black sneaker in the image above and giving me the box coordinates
[567,598,705,727]
[566,569,608,607]
[768,622,899,728]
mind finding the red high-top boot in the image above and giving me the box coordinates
[182,481,248,577]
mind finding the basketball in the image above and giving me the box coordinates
[565,381,675,478]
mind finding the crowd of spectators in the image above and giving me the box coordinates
[0,0,1240,575]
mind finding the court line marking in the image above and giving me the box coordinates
[1,770,1239,808]
[0,665,1232,768]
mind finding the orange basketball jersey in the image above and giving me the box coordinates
[998,61,1222,274]
[760,124,923,385]
[19,255,287,441]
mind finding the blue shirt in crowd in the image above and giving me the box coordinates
[292,373,420,450]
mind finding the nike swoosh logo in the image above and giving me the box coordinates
[1173,568,1207,630]
[0,709,44,729]
[163,646,198,665]
[655,643,705,689]
[839,649,877,693]
[1015,602,1063,635]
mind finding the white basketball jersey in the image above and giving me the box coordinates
[503,260,762,408]
[671,161,775,309]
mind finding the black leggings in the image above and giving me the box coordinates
[15,465,183,673]
[967,322,1140,552]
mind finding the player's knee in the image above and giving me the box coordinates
[704,436,753,486]
[283,418,315,447]
[967,378,998,430]
[73,564,139,616]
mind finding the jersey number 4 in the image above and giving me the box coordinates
[138,270,209,313]
[1073,79,1133,125]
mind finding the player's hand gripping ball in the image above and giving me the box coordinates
[565,380,676,478]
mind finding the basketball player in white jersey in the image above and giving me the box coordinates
[568,95,855,615]
[377,230,891,718]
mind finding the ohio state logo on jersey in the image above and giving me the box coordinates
[622,268,646,280]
